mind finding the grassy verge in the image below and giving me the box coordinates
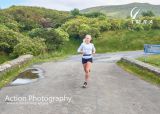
[138,55,160,67]
[0,51,69,89]
[117,60,160,86]
[61,37,82,55]
[94,30,160,53]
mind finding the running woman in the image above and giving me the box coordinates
[77,35,96,88]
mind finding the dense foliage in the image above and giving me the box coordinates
[28,28,69,51]
[0,6,70,57]
[0,6,160,59]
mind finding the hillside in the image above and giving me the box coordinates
[0,6,71,61]
[81,2,160,18]
[0,5,160,64]
[0,6,70,28]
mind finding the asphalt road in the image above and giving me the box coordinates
[0,50,160,114]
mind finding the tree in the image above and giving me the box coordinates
[28,28,69,51]
[39,18,53,28]
[0,24,46,56]
[70,8,80,16]
[12,38,46,56]
[141,10,155,17]
[0,26,21,53]
[152,18,160,29]
[83,12,106,18]
[61,16,102,39]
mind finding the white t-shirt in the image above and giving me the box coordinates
[77,42,96,59]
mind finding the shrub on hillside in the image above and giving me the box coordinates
[78,24,101,38]
[0,25,23,53]
[133,24,144,31]
[83,12,106,18]
[152,18,160,29]
[0,25,47,57]
[12,37,46,56]
[28,28,69,51]
[61,16,102,39]
[55,28,69,42]
[110,19,123,30]
[98,20,111,31]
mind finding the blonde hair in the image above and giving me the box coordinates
[83,34,92,43]
[83,38,85,43]
[85,34,92,39]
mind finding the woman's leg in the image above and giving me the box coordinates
[84,62,92,82]
[83,63,87,73]
[83,63,88,82]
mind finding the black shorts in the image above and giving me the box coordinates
[82,58,93,64]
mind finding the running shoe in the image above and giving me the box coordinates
[82,82,87,88]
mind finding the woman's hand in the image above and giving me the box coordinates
[80,51,84,54]
[92,51,96,56]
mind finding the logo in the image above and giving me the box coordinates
[130,7,153,25]
[130,7,141,19]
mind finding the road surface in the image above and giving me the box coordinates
[0,50,160,114]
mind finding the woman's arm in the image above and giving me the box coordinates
[92,44,96,54]
[77,43,84,54]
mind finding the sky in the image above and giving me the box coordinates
[0,0,160,11]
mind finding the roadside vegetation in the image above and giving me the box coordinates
[117,54,160,87]
[138,55,160,67]
[117,60,160,86]
[1,6,160,63]
[94,30,160,53]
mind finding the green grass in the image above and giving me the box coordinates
[61,37,82,55]
[0,51,69,88]
[138,55,160,67]
[59,30,160,54]
[117,60,160,86]
[93,30,160,53]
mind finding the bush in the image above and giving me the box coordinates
[124,19,134,30]
[78,24,92,38]
[133,24,144,31]
[98,20,111,31]
[141,10,155,17]
[55,28,69,42]
[45,28,69,50]
[0,26,23,53]
[83,12,106,18]
[28,28,69,51]
[12,37,46,56]
[143,24,152,30]
[70,8,80,16]
[28,28,47,38]
[4,21,21,32]
[0,24,47,57]
[61,16,101,39]
[110,19,123,30]
[152,18,160,29]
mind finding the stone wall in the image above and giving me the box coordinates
[0,55,33,75]
[121,57,160,76]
